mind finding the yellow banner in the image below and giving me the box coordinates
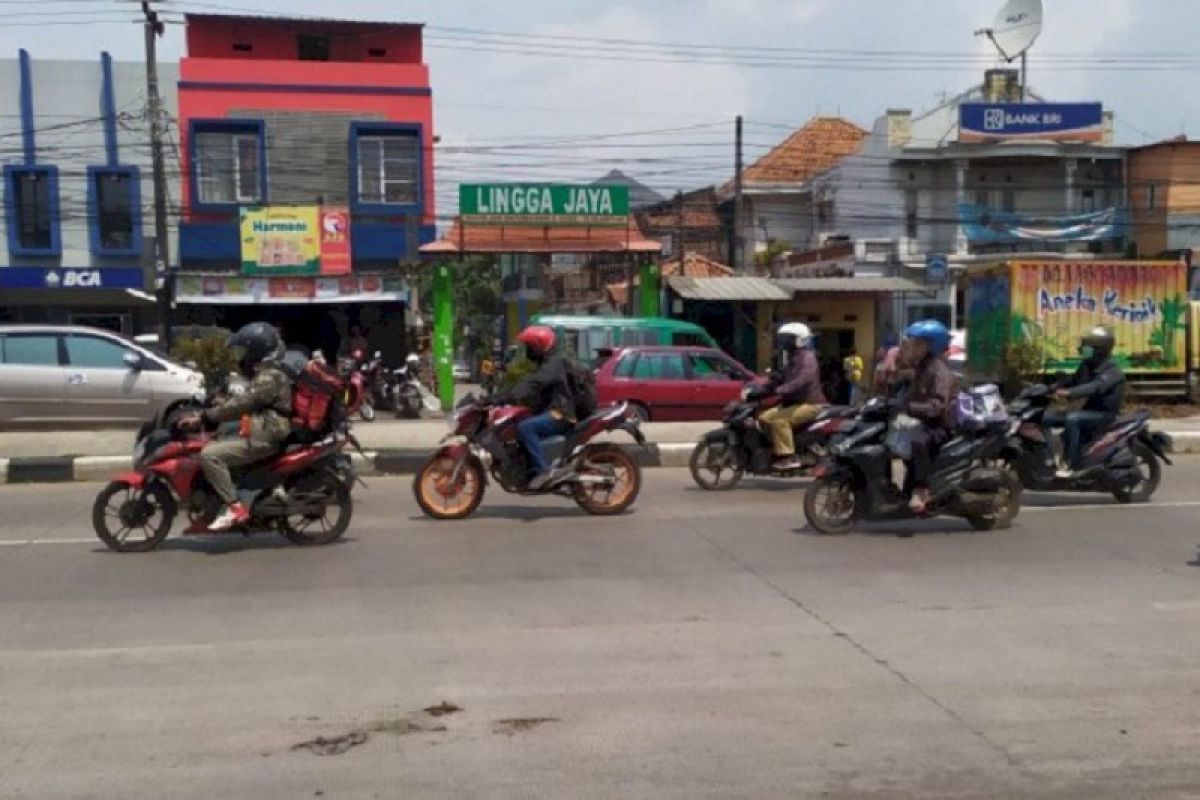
[240,206,320,276]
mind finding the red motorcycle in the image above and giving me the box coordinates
[339,349,376,422]
[91,413,358,552]
[413,396,646,520]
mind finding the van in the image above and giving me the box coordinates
[530,315,719,364]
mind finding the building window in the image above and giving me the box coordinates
[904,190,918,238]
[1000,189,1016,213]
[1147,184,1158,210]
[298,34,331,61]
[4,165,60,256]
[1081,188,1097,213]
[191,120,264,208]
[88,166,141,255]
[351,123,422,210]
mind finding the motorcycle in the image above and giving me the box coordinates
[413,395,647,520]
[339,349,375,423]
[1000,383,1171,503]
[391,355,438,419]
[689,393,858,490]
[91,413,359,552]
[803,397,1022,534]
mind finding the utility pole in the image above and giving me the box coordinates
[141,1,173,350]
[676,190,685,268]
[732,114,743,272]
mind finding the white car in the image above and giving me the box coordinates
[0,325,204,427]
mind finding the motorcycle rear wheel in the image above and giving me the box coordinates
[803,474,859,535]
[573,443,641,516]
[1113,442,1161,504]
[413,454,486,520]
[689,439,743,491]
[281,471,353,546]
[92,480,176,553]
[965,468,1022,531]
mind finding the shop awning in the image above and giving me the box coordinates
[775,277,933,294]
[667,276,790,301]
[421,217,661,255]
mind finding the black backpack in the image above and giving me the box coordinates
[565,358,598,419]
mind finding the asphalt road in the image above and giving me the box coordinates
[2,465,1200,799]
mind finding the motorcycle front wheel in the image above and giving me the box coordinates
[573,443,641,516]
[281,471,353,546]
[803,474,859,535]
[688,438,743,491]
[413,454,486,520]
[92,479,177,552]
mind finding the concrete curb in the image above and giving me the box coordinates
[2,436,1196,484]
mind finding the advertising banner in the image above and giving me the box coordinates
[319,207,352,275]
[460,184,630,225]
[959,205,1125,245]
[241,206,320,275]
[968,261,1188,377]
[960,102,1104,142]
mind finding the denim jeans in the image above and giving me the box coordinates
[517,412,571,474]
[1061,410,1110,468]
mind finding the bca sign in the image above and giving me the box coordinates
[45,270,104,288]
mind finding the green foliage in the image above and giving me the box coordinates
[499,357,536,392]
[1001,337,1047,397]
[171,335,237,394]
[1149,294,1188,367]
[754,240,791,273]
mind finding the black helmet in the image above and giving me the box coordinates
[228,322,282,374]
[1080,325,1115,359]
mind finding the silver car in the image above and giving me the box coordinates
[0,325,204,427]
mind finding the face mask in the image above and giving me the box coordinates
[1080,345,1095,360]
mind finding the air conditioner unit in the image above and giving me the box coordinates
[857,238,896,262]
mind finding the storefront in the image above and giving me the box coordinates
[0,266,154,334]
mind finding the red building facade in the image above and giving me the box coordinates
[174,14,435,354]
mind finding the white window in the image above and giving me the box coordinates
[356,134,419,205]
[195,131,261,204]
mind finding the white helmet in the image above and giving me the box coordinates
[405,353,421,366]
[776,322,813,349]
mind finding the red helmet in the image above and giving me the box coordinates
[516,325,556,357]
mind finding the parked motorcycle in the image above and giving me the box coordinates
[91,413,358,552]
[340,349,375,422]
[391,354,436,419]
[689,393,857,490]
[413,395,646,520]
[802,397,1021,534]
[1000,384,1171,503]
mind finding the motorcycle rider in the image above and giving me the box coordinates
[1050,325,1125,477]
[760,322,827,471]
[900,319,959,514]
[494,325,578,490]
[183,322,293,531]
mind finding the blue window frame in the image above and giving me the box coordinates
[188,119,266,213]
[349,122,423,216]
[4,165,61,257]
[87,166,142,257]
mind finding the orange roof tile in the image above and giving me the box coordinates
[660,252,735,279]
[421,217,660,255]
[742,117,868,186]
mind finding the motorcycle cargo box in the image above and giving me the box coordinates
[956,384,1008,431]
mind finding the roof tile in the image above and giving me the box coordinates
[742,117,868,186]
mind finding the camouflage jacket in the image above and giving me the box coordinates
[203,364,293,442]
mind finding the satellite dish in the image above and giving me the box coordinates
[987,0,1043,61]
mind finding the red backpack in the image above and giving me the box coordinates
[290,359,345,436]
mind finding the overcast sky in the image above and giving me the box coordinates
[6,0,1198,204]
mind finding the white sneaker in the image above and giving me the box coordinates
[209,502,249,531]
[1055,467,1074,480]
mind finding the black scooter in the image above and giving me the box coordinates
[803,398,1021,534]
[1001,384,1171,503]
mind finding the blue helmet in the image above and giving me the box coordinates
[904,319,950,355]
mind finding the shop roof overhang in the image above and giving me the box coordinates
[421,217,662,256]
[668,275,934,301]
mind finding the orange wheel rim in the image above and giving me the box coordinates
[578,453,634,508]
[421,457,479,516]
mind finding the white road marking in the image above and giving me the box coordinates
[0,538,98,546]
[1023,500,1200,513]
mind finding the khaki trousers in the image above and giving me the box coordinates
[759,404,822,457]
[199,436,281,504]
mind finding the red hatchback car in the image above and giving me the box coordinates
[594,346,762,422]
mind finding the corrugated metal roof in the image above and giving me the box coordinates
[776,277,931,294]
[667,276,789,301]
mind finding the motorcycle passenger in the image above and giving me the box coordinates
[901,320,959,514]
[185,322,293,531]
[495,325,577,490]
[1050,325,1125,477]
[760,322,827,471]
